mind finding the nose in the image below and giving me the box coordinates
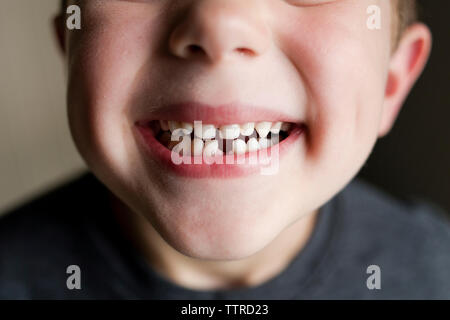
[168,0,271,64]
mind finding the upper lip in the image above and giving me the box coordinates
[135,102,303,126]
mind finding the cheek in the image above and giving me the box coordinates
[278,2,391,173]
[66,13,161,175]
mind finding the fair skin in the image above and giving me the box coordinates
[54,0,431,290]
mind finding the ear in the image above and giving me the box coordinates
[378,23,432,137]
[53,14,66,55]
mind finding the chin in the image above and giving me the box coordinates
[154,206,280,261]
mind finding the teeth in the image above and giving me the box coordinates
[222,139,234,155]
[197,124,216,140]
[240,122,255,136]
[159,120,169,131]
[255,122,272,138]
[169,136,191,155]
[168,121,180,133]
[203,140,220,157]
[247,130,258,140]
[181,122,193,134]
[169,121,192,138]
[247,137,260,152]
[162,121,292,134]
[192,138,204,156]
[193,123,216,140]
[180,136,192,156]
[270,122,282,134]
[270,134,281,146]
[219,124,240,140]
[159,120,293,154]
[232,139,247,155]
[259,138,271,149]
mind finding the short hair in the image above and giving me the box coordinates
[393,0,419,46]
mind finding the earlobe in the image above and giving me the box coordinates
[53,15,66,55]
[378,23,432,138]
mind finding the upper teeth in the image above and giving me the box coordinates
[219,124,241,140]
[255,122,272,138]
[240,122,255,136]
[161,121,291,140]
[270,122,282,134]
[202,124,218,140]
[169,121,193,137]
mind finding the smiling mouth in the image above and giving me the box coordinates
[146,120,298,156]
[133,102,307,178]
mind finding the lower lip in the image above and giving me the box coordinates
[134,124,305,179]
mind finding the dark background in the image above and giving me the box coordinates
[359,0,450,212]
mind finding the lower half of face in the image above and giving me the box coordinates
[66,0,391,260]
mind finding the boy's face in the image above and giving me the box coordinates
[62,0,426,259]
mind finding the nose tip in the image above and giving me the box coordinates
[168,0,270,64]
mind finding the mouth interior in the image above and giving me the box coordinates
[148,120,299,156]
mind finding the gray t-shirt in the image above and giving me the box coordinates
[0,172,449,299]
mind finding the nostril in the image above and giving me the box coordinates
[236,47,255,57]
[187,44,204,55]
